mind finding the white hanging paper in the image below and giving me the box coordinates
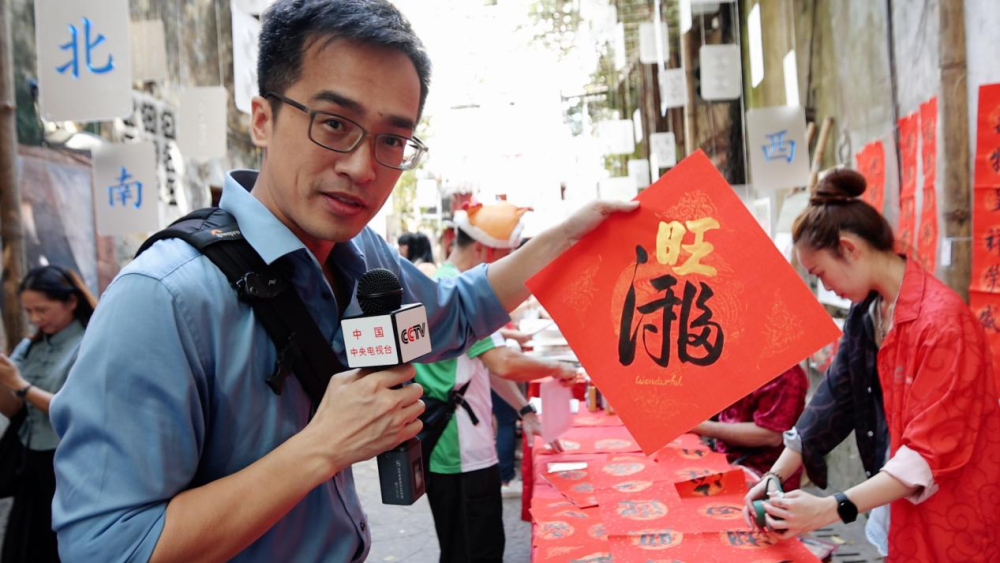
[178,87,228,161]
[658,68,687,114]
[628,159,652,189]
[639,21,669,65]
[649,132,677,168]
[129,20,167,82]
[614,22,627,71]
[632,109,644,144]
[746,106,811,190]
[700,44,742,101]
[35,0,133,121]
[596,120,635,155]
[232,6,261,115]
[680,0,693,34]
[92,141,160,236]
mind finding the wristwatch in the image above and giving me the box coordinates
[834,492,858,523]
[518,404,537,418]
[15,384,32,399]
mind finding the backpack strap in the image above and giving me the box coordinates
[136,208,345,408]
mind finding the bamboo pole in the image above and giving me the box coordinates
[681,28,697,156]
[807,117,834,191]
[938,0,970,299]
[0,0,26,350]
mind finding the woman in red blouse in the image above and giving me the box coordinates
[745,169,1000,562]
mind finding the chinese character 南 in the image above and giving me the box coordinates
[57,17,114,79]
[618,246,725,368]
[761,130,796,163]
[107,167,143,209]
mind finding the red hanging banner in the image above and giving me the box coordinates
[855,140,886,213]
[897,111,920,254]
[971,83,1000,377]
[917,97,938,272]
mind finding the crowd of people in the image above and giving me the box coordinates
[0,1,997,562]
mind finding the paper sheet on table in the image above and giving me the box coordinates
[541,379,574,443]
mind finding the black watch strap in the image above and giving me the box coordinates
[834,492,859,523]
[15,384,32,399]
[518,403,536,418]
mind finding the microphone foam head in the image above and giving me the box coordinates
[357,268,404,316]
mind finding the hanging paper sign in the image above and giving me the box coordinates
[658,68,688,115]
[92,141,160,236]
[527,151,840,455]
[596,120,636,155]
[855,140,886,213]
[917,97,939,272]
[35,0,133,122]
[699,45,742,101]
[746,106,810,190]
[897,111,920,253]
[129,20,167,82]
[649,132,677,169]
[614,22,627,71]
[639,22,670,65]
[233,0,275,15]
[680,0,693,34]
[632,109,644,143]
[178,87,228,160]
[232,6,261,115]
[628,160,652,190]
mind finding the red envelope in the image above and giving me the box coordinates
[541,465,601,508]
[528,151,840,454]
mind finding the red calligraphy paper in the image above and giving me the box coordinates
[917,97,938,272]
[974,84,1000,186]
[527,151,840,455]
[535,426,642,456]
[532,506,605,547]
[588,454,673,492]
[595,481,680,536]
[653,446,731,474]
[855,140,886,213]
[607,530,820,563]
[971,186,1000,293]
[533,543,612,563]
[897,111,921,253]
[541,465,601,508]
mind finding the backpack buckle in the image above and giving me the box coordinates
[235,271,287,300]
[266,333,301,395]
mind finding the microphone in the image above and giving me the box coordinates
[341,268,429,505]
[341,268,432,368]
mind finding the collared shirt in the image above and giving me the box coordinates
[50,170,509,563]
[10,320,84,451]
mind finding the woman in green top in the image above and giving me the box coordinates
[0,266,96,563]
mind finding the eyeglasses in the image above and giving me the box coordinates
[265,92,428,171]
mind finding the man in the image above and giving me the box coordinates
[48,2,636,561]
[690,365,808,488]
[415,202,579,562]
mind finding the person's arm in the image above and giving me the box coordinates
[498,328,532,345]
[486,200,639,311]
[692,421,782,447]
[151,366,422,563]
[0,353,57,414]
[0,387,21,418]
[762,470,917,540]
[478,346,577,383]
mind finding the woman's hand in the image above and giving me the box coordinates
[761,489,840,540]
[0,354,27,391]
[743,475,782,528]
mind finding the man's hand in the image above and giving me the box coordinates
[554,364,581,386]
[522,412,563,453]
[559,200,640,245]
[304,365,425,475]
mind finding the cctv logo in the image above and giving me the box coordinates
[400,323,427,344]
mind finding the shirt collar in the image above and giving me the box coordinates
[893,257,927,325]
[44,319,84,347]
[220,170,309,265]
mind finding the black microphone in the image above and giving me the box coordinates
[342,268,429,505]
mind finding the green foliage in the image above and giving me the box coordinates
[524,0,583,58]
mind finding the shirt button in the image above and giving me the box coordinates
[867,430,874,438]
[867,386,872,393]
[360,521,367,532]
[866,471,872,477]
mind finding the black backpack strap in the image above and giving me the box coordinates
[450,382,479,426]
[136,208,345,407]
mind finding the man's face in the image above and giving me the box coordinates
[251,38,421,247]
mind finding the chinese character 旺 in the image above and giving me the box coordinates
[985,265,1000,292]
[761,130,796,163]
[655,218,720,277]
[57,17,115,79]
[107,167,143,209]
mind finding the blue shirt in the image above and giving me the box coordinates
[50,170,509,563]
[10,320,84,451]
